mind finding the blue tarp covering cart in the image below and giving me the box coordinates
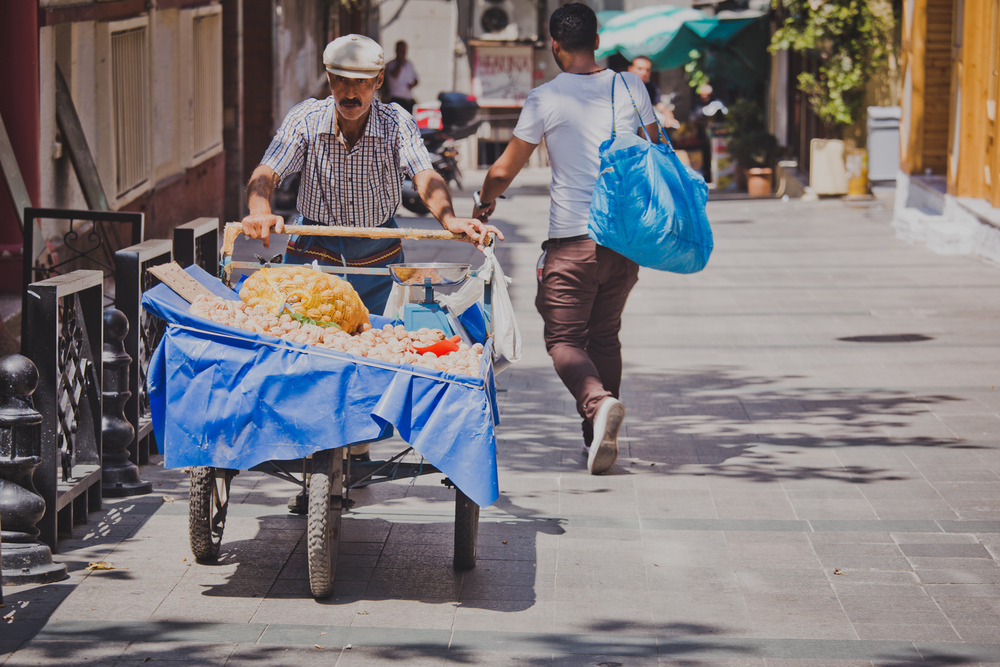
[142,244,503,598]
[143,265,500,508]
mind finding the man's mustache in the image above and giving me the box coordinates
[339,97,362,107]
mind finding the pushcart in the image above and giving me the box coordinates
[142,223,502,598]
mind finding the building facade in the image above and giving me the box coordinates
[894,0,1000,264]
[0,0,364,294]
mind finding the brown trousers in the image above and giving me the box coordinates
[535,238,639,435]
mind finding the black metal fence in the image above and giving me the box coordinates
[173,217,219,274]
[8,213,217,547]
[114,240,172,465]
[21,270,104,549]
[22,208,143,309]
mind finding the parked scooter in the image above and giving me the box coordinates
[401,92,481,215]
[272,93,481,221]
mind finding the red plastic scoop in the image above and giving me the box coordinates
[410,335,461,357]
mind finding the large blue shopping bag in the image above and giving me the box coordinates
[588,74,713,274]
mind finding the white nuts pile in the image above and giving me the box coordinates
[188,295,484,376]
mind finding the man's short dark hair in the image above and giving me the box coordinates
[549,3,598,53]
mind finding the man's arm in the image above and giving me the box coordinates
[473,137,537,220]
[412,169,505,249]
[642,121,661,144]
[241,165,286,249]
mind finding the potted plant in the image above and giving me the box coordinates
[723,99,780,196]
[769,0,894,194]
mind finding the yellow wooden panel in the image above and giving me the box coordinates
[955,0,994,199]
[902,0,928,174]
[989,2,1000,206]
[947,1,963,194]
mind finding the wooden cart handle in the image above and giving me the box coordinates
[222,222,474,259]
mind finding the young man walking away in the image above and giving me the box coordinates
[473,3,659,474]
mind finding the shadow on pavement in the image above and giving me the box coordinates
[0,495,172,654]
[621,365,971,482]
[498,363,973,484]
[188,489,563,612]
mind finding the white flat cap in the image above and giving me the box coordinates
[323,35,384,78]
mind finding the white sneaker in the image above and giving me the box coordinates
[588,397,624,474]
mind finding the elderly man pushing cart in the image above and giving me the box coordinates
[240,34,503,315]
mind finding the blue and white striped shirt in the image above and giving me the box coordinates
[262,98,434,227]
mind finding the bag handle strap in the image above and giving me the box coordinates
[610,72,672,148]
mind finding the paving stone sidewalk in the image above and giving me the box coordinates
[3,170,1000,666]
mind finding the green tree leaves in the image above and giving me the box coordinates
[769,0,894,132]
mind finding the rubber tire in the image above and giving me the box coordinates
[449,162,463,191]
[189,467,232,563]
[401,180,430,215]
[453,487,480,570]
[307,449,343,599]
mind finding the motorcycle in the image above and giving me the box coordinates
[273,93,481,221]
[401,92,481,215]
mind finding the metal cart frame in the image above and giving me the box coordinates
[184,223,494,598]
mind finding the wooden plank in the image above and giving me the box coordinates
[0,111,33,234]
[147,262,216,303]
[947,5,962,195]
[55,65,109,211]
[990,3,1000,208]
[903,0,929,174]
[955,0,993,198]
[220,221,479,279]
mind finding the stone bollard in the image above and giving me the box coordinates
[0,354,68,585]
[101,309,151,498]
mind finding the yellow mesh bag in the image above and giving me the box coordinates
[239,266,370,334]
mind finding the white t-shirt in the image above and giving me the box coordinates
[387,60,418,100]
[513,69,655,238]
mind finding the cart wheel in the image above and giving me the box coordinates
[189,467,232,563]
[454,487,480,570]
[307,449,343,599]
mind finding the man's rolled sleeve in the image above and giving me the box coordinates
[396,109,434,178]
[261,105,309,180]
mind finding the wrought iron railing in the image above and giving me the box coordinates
[22,270,104,549]
[22,208,143,308]
[114,240,172,466]
[173,216,219,274]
